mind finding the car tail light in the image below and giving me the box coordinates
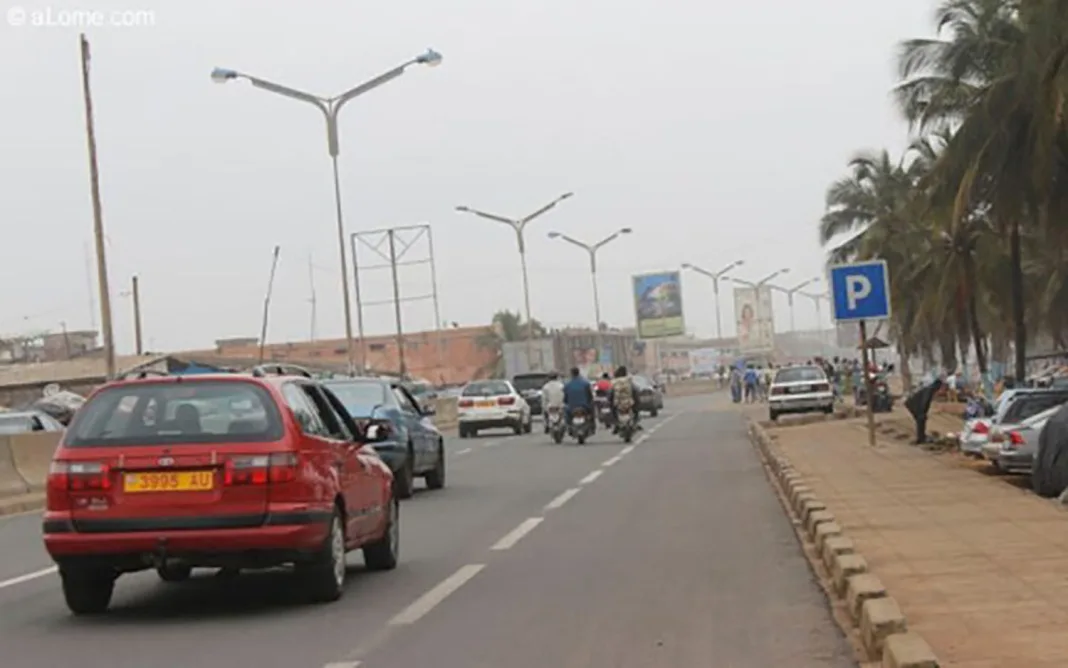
[225,453,297,486]
[1007,431,1025,448]
[458,399,473,408]
[49,461,111,491]
[498,396,516,406]
[972,421,989,435]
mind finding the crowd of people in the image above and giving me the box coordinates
[719,357,896,405]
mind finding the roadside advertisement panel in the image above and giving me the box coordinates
[734,285,775,353]
[632,271,685,338]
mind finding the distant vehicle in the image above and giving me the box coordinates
[633,375,664,417]
[43,371,398,615]
[767,366,834,421]
[456,380,532,438]
[0,410,66,435]
[322,377,445,499]
[511,372,554,416]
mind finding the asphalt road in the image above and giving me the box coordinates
[0,394,855,668]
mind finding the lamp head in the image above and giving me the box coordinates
[417,48,444,67]
[547,232,561,239]
[619,227,633,234]
[210,67,239,84]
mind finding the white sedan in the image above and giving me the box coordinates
[456,380,533,438]
[768,366,835,421]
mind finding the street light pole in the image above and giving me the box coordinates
[455,193,574,371]
[548,228,633,371]
[799,291,830,355]
[769,277,820,332]
[681,260,744,339]
[211,48,443,374]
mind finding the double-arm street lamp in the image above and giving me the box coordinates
[681,260,744,339]
[769,277,821,331]
[455,193,574,370]
[547,228,633,370]
[211,48,443,373]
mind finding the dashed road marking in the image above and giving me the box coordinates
[482,441,499,448]
[0,566,57,590]
[389,564,486,626]
[619,445,635,456]
[490,517,544,551]
[323,662,362,668]
[579,469,603,485]
[602,455,622,467]
[636,434,649,444]
[545,487,581,510]
[455,447,472,455]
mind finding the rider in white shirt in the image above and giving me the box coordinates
[540,371,566,433]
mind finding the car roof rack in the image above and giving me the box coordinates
[118,369,171,380]
[250,363,313,379]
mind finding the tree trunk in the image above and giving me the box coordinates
[962,253,988,374]
[1010,221,1026,380]
[939,332,957,372]
[898,344,914,394]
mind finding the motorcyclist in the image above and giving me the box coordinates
[608,365,640,432]
[540,371,566,433]
[562,367,595,433]
[593,373,612,398]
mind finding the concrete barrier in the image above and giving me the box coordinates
[433,396,458,431]
[8,432,62,492]
[0,436,30,498]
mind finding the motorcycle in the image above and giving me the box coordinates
[858,375,894,413]
[616,402,637,443]
[595,397,615,430]
[546,405,567,444]
[568,406,594,445]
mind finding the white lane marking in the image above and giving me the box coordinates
[602,455,622,467]
[490,517,544,551]
[482,441,499,448]
[389,564,485,626]
[323,662,362,668]
[0,566,57,590]
[636,434,649,444]
[545,487,581,510]
[579,469,603,485]
[456,447,472,456]
[619,445,635,456]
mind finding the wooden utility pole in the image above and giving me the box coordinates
[131,275,143,355]
[258,246,281,363]
[80,34,116,379]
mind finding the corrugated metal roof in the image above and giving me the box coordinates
[0,354,168,388]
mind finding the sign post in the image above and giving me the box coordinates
[828,260,891,447]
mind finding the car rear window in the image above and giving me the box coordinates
[1003,393,1068,424]
[774,367,825,384]
[463,381,512,397]
[65,380,283,447]
[512,375,551,392]
[324,381,389,418]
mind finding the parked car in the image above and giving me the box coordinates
[632,375,664,417]
[1032,403,1068,497]
[978,389,1068,462]
[0,410,66,435]
[42,370,398,615]
[767,366,834,421]
[511,372,554,416]
[980,403,1064,473]
[456,380,532,437]
[960,389,1066,457]
[323,377,445,499]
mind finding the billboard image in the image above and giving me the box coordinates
[632,271,685,338]
[734,285,775,353]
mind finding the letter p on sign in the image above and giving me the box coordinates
[846,275,871,310]
[829,260,891,322]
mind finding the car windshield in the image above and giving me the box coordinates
[323,381,389,418]
[0,415,35,435]
[512,375,551,392]
[774,368,825,384]
[65,380,283,447]
[463,381,512,397]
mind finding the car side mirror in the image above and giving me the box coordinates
[422,405,437,417]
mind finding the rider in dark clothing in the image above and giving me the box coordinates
[607,365,641,431]
[563,367,595,432]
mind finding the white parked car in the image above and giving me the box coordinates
[456,379,532,438]
[768,366,834,422]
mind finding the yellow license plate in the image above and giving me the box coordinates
[475,400,495,408]
[123,470,215,493]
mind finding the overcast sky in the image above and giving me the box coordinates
[0,0,937,352]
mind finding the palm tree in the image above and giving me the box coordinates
[475,310,547,378]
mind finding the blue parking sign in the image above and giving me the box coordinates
[829,260,891,322]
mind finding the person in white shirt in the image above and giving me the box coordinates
[540,371,566,433]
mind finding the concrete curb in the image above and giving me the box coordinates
[747,420,941,667]
[0,492,45,517]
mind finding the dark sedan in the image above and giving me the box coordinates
[323,377,445,499]
[633,375,664,417]
[511,372,554,416]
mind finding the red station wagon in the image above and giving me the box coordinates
[42,369,398,615]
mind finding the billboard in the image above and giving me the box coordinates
[689,347,726,375]
[734,285,775,353]
[632,271,685,338]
